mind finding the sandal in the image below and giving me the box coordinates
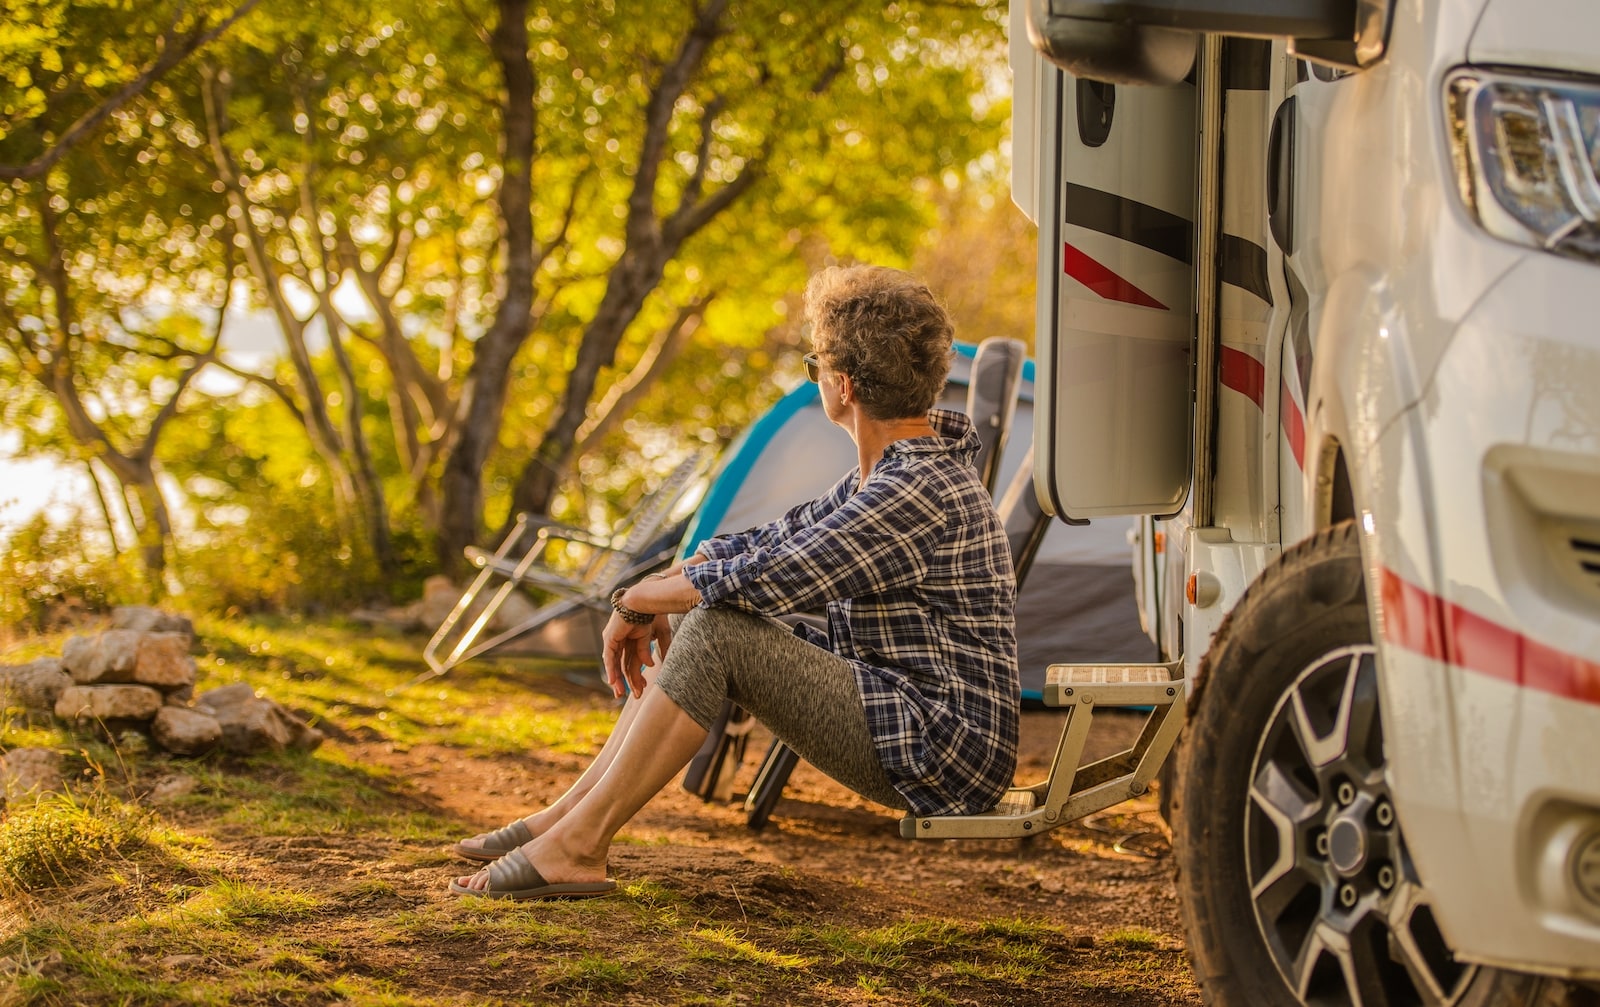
[447,848,616,901]
[452,819,535,863]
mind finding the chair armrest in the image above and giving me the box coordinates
[515,514,614,550]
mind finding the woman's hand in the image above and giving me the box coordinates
[650,613,673,663]
[600,569,702,699]
[601,612,656,700]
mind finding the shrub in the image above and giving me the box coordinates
[0,792,147,890]
[0,513,146,635]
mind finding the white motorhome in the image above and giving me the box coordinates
[911,1,1600,1004]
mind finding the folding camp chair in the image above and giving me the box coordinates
[417,449,712,684]
[689,338,1032,827]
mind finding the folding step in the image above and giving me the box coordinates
[904,660,1186,841]
[1043,662,1185,708]
[900,787,1038,839]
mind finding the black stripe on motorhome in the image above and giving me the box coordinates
[1064,184,1192,265]
[1063,184,1272,306]
[1287,266,1313,401]
[1221,234,1273,306]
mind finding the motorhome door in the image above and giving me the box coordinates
[1020,45,1198,520]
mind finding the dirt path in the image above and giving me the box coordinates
[321,680,1200,1006]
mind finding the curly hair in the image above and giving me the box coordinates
[803,265,954,420]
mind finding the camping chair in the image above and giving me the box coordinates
[417,449,712,684]
[687,338,1031,826]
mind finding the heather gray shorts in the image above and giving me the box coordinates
[654,607,908,811]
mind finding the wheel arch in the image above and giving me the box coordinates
[1316,437,1357,531]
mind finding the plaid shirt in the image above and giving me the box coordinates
[686,409,1019,816]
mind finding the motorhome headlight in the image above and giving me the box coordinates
[1447,70,1600,262]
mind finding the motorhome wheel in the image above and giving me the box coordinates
[1171,521,1556,1006]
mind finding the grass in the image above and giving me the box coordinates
[0,614,1197,1007]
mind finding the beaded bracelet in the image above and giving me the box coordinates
[609,588,654,625]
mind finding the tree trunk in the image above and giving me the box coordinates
[123,470,172,601]
[507,258,669,518]
[435,0,537,574]
[506,1,750,519]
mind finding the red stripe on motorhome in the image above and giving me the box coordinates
[1280,382,1306,469]
[1062,242,1168,309]
[1219,346,1265,407]
[1380,567,1600,708]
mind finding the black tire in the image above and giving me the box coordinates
[1172,521,1568,1007]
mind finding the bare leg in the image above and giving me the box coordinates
[456,683,708,889]
[458,672,653,854]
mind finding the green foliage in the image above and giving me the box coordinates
[2,0,1016,616]
[0,512,145,632]
[0,791,147,889]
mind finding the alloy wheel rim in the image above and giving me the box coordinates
[1244,645,1476,1006]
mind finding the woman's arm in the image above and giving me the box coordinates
[696,471,855,561]
[616,561,706,617]
[687,467,948,617]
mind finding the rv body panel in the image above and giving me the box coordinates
[1469,0,1600,77]
[1210,39,1277,547]
[1281,2,1600,968]
[1365,253,1600,972]
[1032,67,1198,520]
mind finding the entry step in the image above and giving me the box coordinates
[899,787,1040,839]
[1042,662,1185,708]
[905,659,1187,841]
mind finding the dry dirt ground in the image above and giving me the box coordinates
[266,666,1202,1007]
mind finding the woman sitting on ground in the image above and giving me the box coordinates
[451,264,1019,900]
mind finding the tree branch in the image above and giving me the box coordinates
[142,262,232,455]
[575,292,713,451]
[679,95,725,210]
[626,0,731,247]
[663,156,763,246]
[211,359,307,427]
[0,0,262,181]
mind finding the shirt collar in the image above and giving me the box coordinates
[883,408,981,461]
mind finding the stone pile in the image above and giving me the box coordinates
[0,606,325,803]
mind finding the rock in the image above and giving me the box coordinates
[61,630,142,684]
[196,682,257,711]
[54,684,163,722]
[145,775,197,803]
[418,575,464,631]
[131,633,196,690]
[494,589,539,631]
[63,631,196,689]
[1,747,66,803]
[0,658,72,712]
[212,696,293,753]
[283,711,325,752]
[151,707,222,756]
[111,606,195,643]
[200,686,322,754]
[164,685,195,706]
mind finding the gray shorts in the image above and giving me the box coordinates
[655,607,908,811]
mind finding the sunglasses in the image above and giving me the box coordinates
[803,352,821,383]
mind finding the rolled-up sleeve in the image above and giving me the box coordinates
[686,468,947,616]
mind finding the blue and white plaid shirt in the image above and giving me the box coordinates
[686,409,1019,816]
